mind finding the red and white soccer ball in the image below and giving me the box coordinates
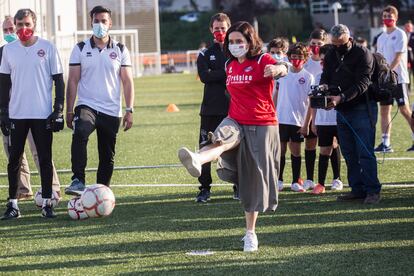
[34,189,60,208]
[67,197,89,220]
[80,184,115,218]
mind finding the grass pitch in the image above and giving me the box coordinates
[0,74,413,275]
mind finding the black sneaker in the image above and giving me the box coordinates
[406,144,414,152]
[233,185,240,200]
[1,202,21,220]
[42,204,57,218]
[363,193,381,204]
[374,143,394,153]
[195,189,210,203]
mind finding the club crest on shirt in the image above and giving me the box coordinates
[298,77,306,84]
[109,52,118,59]
[209,55,216,61]
[37,49,45,57]
[391,36,396,40]
[244,66,253,72]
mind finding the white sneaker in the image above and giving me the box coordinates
[277,180,284,192]
[178,147,202,177]
[303,179,315,190]
[291,182,305,192]
[242,231,258,252]
[331,179,343,191]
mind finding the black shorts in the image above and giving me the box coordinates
[380,83,409,106]
[279,124,304,143]
[316,125,338,147]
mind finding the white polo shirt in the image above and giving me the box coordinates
[377,27,409,84]
[69,37,132,117]
[0,38,63,119]
[304,57,322,77]
[277,68,314,127]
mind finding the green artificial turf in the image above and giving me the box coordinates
[0,73,413,275]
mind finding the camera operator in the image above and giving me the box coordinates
[320,24,381,204]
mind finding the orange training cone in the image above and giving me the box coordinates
[166,103,180,112]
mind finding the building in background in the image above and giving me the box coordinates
[0,0,161,76]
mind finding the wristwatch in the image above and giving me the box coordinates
[125,107,134,113]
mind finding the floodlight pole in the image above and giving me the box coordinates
[332,2,342,26]
[121,0,126,44]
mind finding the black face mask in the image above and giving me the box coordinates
[335,40,351,56]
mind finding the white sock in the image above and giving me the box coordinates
[10,199,18,209]
[246,230,255,235]
[382,134,390,147]
[411,133,414,141]
[42,198,51,208]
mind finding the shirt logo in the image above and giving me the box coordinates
[391,36,396,40]
[86,52,92,57]
[298,77,306,84]
[109,52,118,59]
[209,55,216,61]
[228,66,232,74]
[37,49,45,57]
[244,66,253,72]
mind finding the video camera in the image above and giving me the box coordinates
[309,85,341,109]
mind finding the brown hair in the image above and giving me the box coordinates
[383,5,398,18]
[223,21,263,59]
[14,9,36,26]
[267,37,289,52]
[287,42,309,58]
[309,28,328,41]
[209,13,231,29]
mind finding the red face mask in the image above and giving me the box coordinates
[383,19,395,28]
[16,28,34,42]
[291,59,305,68]
[213,31,226,43]
[310,45,320,55]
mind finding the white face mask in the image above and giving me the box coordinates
[228,43,248,58]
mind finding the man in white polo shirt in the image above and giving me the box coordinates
[0,9,65,219]
[375,5,414,152]
[65,5,135,195]
[0,16,62,201]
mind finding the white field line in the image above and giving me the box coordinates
[0,183,413,188]
[0,156,412,176]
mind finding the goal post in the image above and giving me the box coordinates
[74,29,141,77]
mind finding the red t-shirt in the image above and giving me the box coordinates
[226,53,277,125]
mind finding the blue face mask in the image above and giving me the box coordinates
[4,33,18,43]
[272,54,283,61]
[92,23,108,39]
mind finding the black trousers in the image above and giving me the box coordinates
[8,119,53,199]
[198,115,226,190]
[71,105,120,186]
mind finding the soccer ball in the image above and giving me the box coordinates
[80,184,115,218]
[34,189,60,208]
[67,197,88,220]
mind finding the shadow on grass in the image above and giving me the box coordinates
[1,188,413,258]
[0,257,134,273]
